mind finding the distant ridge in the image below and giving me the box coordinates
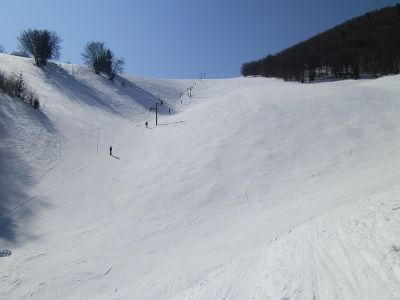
[241,5,400,82]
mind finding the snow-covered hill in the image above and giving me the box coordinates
[0,54,399,299]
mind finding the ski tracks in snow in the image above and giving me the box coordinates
[256,196,400,300]
[172,250,269,299]
[173,195,400,300]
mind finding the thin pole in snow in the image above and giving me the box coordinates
[96,128,100,154]
[111,128,115,145]
[189,86,193,97]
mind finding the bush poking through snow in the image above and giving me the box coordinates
[0,70,40,109]
[10,50,30,58]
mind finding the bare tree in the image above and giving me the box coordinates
[18,29,61,67]
[82,41,125,80]
[82,41,108,75]
[106,50,125,80]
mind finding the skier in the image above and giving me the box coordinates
[145,121,148,128]
[109,145,112,156]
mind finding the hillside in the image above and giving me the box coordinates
[1,54,400,299]
[242,5,400,82]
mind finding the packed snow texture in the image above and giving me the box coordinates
[0,54,399,299]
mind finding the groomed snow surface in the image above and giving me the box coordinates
[0,54,399,299]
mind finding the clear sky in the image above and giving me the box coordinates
[0,0,399,79]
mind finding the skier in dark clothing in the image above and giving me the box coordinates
[145,121,148,128]
[109,145,112,156]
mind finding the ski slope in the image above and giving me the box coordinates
[0,54,399,299]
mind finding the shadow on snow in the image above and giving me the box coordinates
[42,63,177,117]
[0,94,55,244]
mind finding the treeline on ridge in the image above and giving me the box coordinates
[241,5,400,82]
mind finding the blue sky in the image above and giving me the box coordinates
[0,0,399,79]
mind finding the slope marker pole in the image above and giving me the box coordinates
[96,128,100,154]
[111,128,115,145]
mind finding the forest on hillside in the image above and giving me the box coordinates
[241,5,400,82]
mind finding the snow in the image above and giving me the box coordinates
[0,53,399,299]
